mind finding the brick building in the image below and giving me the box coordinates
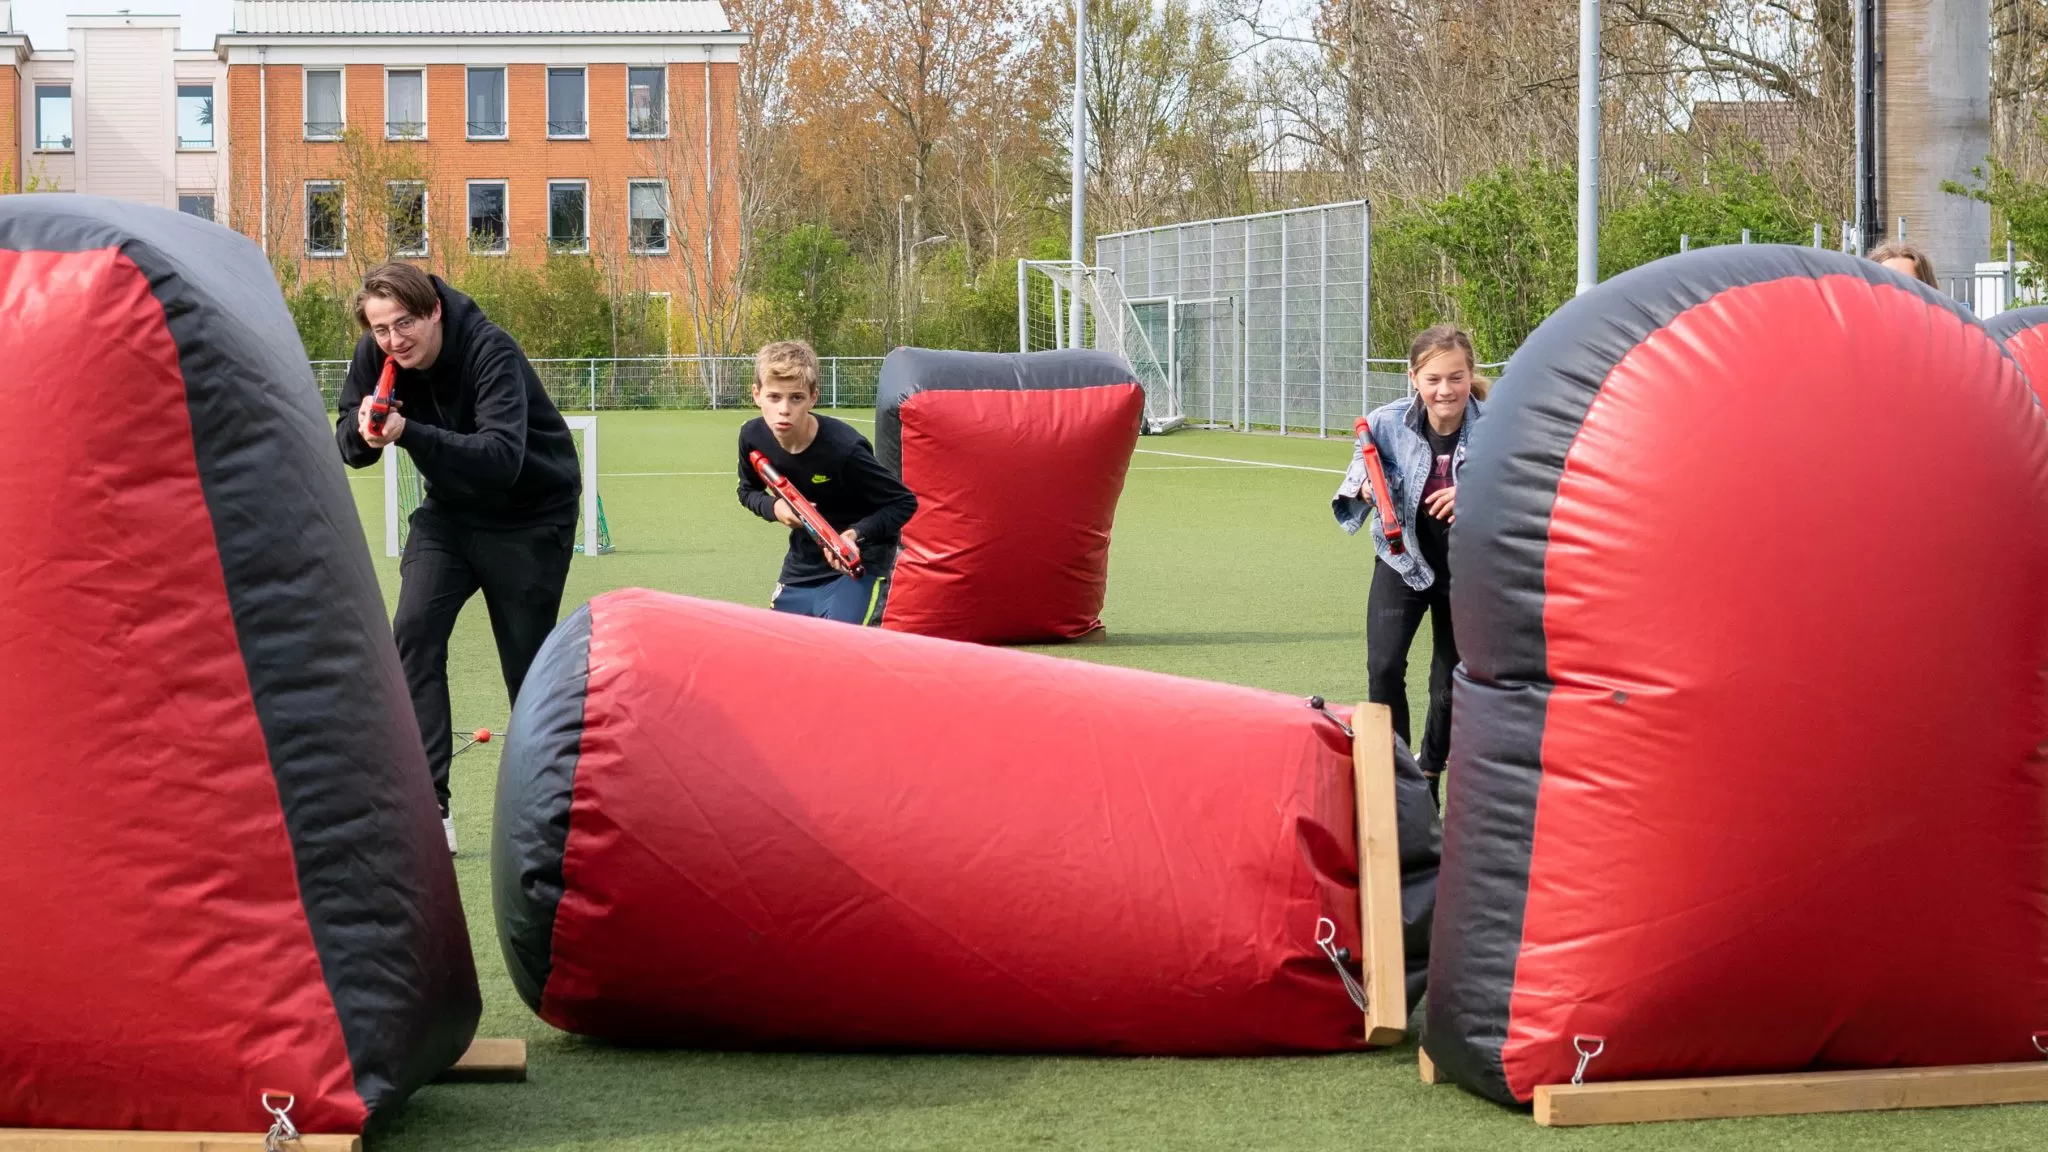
[218,0,745,348]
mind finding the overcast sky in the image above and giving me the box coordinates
[14,0,233,51]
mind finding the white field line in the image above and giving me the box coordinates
[836,412,1340,475]
[1132,449,1343,475]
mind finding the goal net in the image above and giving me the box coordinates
[1019,260,1186,434]
[382,415,612,558]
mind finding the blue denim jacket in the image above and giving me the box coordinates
[1331,394,1484,591]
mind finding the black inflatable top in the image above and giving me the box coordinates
[874,347,1137,473]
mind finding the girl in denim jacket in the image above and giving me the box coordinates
[1332,326,1486,802]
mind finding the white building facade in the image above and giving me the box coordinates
[5,5,227,219]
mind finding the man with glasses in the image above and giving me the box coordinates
[336,262,582,856]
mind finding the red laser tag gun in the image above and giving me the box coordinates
[749,450,865,578]
[366,357,399,437]
[1354,416,1405,556]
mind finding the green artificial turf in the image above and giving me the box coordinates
[341,410,2045,1151]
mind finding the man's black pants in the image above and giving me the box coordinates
[1366,558,1458,791]
[395,506,575,814]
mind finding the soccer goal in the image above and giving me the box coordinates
[383,415,612,558]
[1018,259,1186,435]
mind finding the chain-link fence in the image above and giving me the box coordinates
[310,356,889,413]
[1097,201,1376,435]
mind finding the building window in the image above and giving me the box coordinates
[389,182,428,256]
[548,181,589,253]
[468,181,508,254]
[306,182,345,257]
[466,67,506,138]
[304,69,344,139]
[547,68,587,138]
[627,67,666,137]
[177,84,214,149]
[178,194,215,222]
[386,69,426,139]
[629,181,669,254]
[35,85,72,151]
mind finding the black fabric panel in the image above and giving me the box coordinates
[0,196,481,1120]
[1390,735,1440,1005]
[1985,304,2048,343]
[1424,244,1945,1105]
[874,347,1138,473]
[494,604,594,1013]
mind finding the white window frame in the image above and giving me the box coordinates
[626,66,668,140]
[465,66,508,140]
[305,181,347,258]
[387,180,429,257]
[384,67,427,141]
[627,179,670,255]
[303,67,345,141]
[546,67,589,140]
[34,84,73,152]
[176,83,216,151]
[466,179,510,256]
[547,179,591,255]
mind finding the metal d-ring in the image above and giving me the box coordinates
[1570,1035,1606,1086]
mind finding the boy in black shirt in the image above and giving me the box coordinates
[737,341,918,625]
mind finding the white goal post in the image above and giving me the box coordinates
[383,415,604,558]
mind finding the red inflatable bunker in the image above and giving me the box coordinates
[0,197,479,1134]
[492,589,1443,1053]
[1426,245,2048,1105]
[1986,305,2048,405]
[875,348,1143,644]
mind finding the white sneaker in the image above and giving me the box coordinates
[443,816,458,857]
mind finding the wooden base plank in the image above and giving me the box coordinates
[0,1131,360,1151]
[1351,702,1408,1048]
[1535,1062,2048,1127]
[435,1038,527,1083]
[1419,1047,1441,1085]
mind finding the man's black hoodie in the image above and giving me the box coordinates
[336,277,581,529]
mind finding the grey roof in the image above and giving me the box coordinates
[232,1,734,35]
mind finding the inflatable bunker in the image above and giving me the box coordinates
[875,347,1143,644]
[0,196,480,1135]
[1426,244,2048,1105]
[495,589,1441,1053]
[1986,304,2048,404]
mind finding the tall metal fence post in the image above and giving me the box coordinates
[1279,212,1289,434]
[1017,260,1029,352]
[1196,219,1212,426]
[1814,222,1825,248]
[1361,201,1371,414]
[588,360,597,411]
[1242,221,1252,431]
[832,360,840,408]
[1318,209,1328,437]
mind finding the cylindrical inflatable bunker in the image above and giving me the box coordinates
[1427,245,2048,1105]
[876,347,1143,644]
[0,197,479,1134]
[1986,304,2048,404]
[495,589,1440,1053]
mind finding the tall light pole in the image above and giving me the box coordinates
[1577,0,1600,295]
[897,194,911,341]
[1070,0,1087,347]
